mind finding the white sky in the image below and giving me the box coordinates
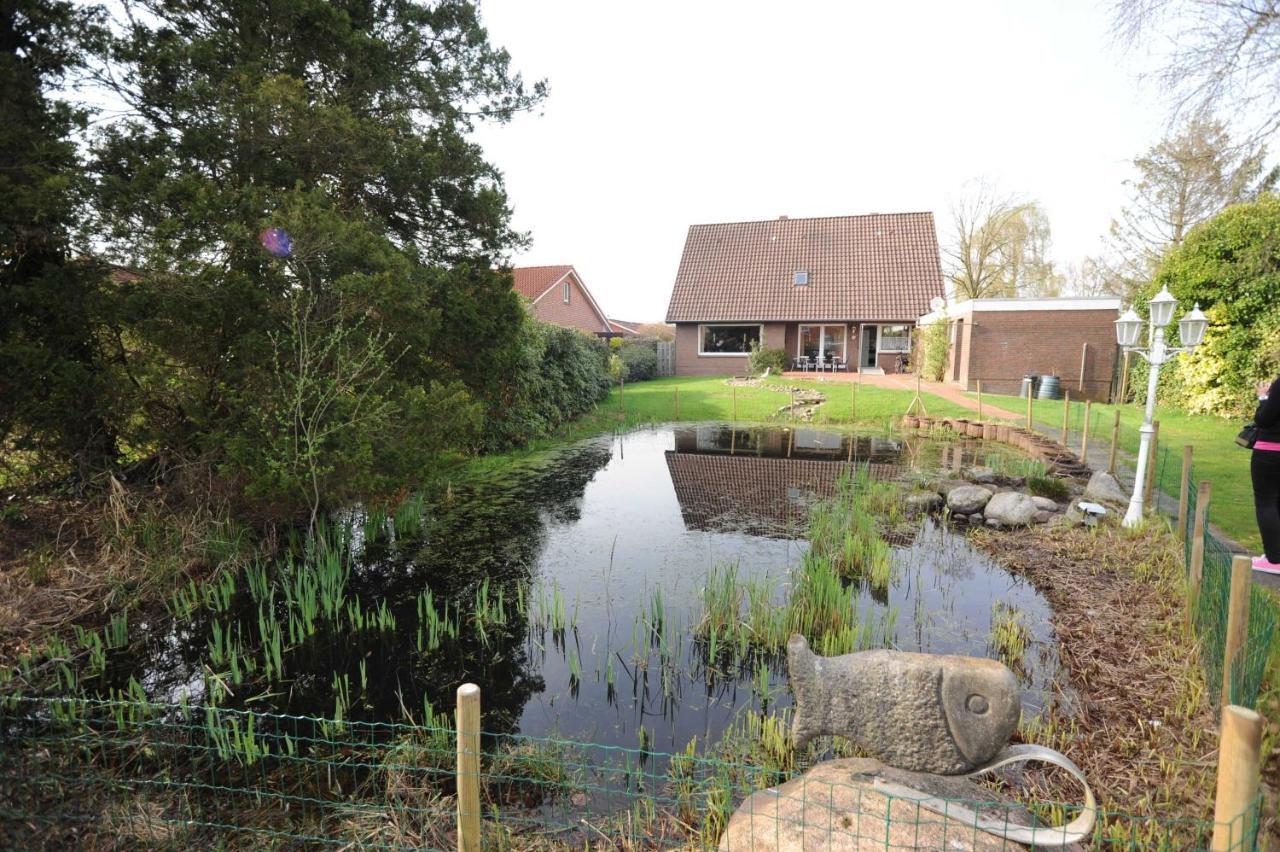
[471,0,1171,322]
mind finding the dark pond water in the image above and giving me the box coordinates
[100,424,1059,759]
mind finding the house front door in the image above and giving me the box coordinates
[860,325,878,369]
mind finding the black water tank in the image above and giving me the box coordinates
[1038,375,1063,400]
[1020,375,1039,399]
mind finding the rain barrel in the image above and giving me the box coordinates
[1019,375,1039,399]
[1037,375,1063,400]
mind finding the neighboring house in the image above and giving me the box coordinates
[916,297,1122,401]
[664,213,944,376]
[511,265,611,336]
[606,318,642,337]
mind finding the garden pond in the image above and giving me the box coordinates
[53,424,1062,762]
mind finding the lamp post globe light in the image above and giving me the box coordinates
[1113,286,1208,527]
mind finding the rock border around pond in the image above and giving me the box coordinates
[901,415,1091,479]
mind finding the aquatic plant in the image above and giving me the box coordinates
[989,602,1033,671]
[1027,473,1070,503]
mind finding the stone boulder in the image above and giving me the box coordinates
[905,492,943,513]
[719,757,1032,851]
[983,492,1038,526]
[946,485,992,515]
[1083,471,1127,504]
[963,466,996,484]
[1031,496,1060,512]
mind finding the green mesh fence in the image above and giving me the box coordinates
[0,695,1260,850]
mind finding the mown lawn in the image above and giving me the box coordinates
[599,375,987,429]
[976,392,1257,551]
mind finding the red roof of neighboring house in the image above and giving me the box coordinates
[607,318,641,335]
[665,212,944,323]
[511,265,575,300]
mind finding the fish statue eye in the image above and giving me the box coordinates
[966,694,989,715]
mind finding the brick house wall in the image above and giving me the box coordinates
[674,322,787,376]
[528,273,609,334]
[953,308,1119,401]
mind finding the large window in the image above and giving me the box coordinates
[879,324,911,352]
[699,324,761,355]
[798,324,847,362]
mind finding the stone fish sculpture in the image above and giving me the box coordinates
[787,634,1020,775]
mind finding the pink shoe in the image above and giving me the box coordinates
[1252,555,1280,575]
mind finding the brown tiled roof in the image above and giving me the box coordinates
[665,213,944,322]
[511,265,573,300]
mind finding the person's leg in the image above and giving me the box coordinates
[1253,450,1280,562]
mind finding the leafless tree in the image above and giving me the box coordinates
[1114,0,1280,139]
[1106,115,1269,293]
[946,182,1059,299]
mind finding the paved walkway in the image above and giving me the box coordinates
[781,371,1023,420]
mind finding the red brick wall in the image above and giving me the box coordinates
[673,322,786,376]
[529,273,608,334]
[961,309,1119,401]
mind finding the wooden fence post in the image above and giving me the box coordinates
[1188,480,1211,630]
[1061,391,1071,447]
[976,379,983,421]
[618,375,625,416]
[1118,350,1131,404]
[1107,409,1121,475]
[1143,420,1161,506]
[1210,704,1263,851]
[674,386,680,419]
[1177,445,1193,541]
[456,683,481,852]
[1026,392,1033,431]
[1222,555,1253,707]
[790,390,796,423]
[1079,342,1088,393]
[851,381,857,422]
[732,384,737,421]
[1080,400,1092,462]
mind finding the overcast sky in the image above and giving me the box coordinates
[470,0,1171,322]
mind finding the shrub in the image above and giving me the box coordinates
[1027,474,1070,503]
[748,343,789,376]
[917,319,949,382]
[617,339,658,382]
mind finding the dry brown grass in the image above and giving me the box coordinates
[972,520,1278,848]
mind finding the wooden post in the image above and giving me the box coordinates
[618,375,625,416]
[1118,350,1131,404]
[674,386,680,420]
[456,683,481,852]
[977,379,983,422]
[1222,555,1253,707]
[1061,391,1071,447]
[1080,400,1092,462]
[1143,420,1161,506]
[732,384,737,421]
[1177,445,1193,541]
[1079,342,1088,393]
[1210,705,1263,851]
[1107,409,1121,475]
[1188,480,1211,629]
[790,390,796,423]
[1026,391,1033,430]
[851,381,857,422]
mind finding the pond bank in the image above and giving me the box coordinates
[971,523,1279,848]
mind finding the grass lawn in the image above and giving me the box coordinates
[975,392,1258,552]
[596,375,987,430]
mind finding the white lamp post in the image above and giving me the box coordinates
[1115,287,1209,527]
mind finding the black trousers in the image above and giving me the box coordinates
[1253,449,1280,562]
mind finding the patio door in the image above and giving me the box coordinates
[798,324,847,364]
[860,325,878,369]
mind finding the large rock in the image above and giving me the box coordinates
[904,492,943,513]
[718,758,1031,851]
[963,466,996,484]
[1031,496,1060,512]
[983,492,1038,526]
[946,485,992,515]
[1084,471,1127,504]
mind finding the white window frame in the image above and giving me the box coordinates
[562,281,571,303]
[796,324,848,362]
[877,324,912,353]
[697,323,764,357]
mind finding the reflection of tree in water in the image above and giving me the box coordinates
[97,441,616,736]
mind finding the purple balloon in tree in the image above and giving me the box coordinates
[259,227,293,258]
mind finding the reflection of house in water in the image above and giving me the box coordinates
[665,426,903,538]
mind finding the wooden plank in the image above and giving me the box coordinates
[1210,705,1263,851]
[456,684,481,852]
[1221,555,1252,707]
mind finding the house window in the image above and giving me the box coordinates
[794,271,809,286]
[879,324,911,352]
[699,324,762,355]
[798,324,847,363]
[563,281,571,303]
